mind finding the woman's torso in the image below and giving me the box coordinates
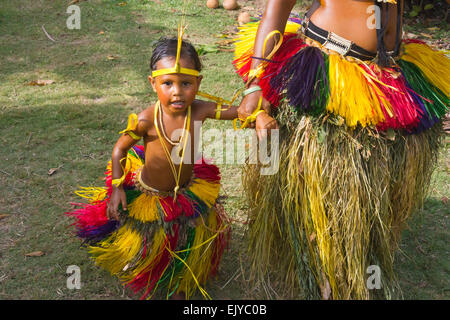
[309,0,401,53]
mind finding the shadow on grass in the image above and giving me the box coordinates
[0,0,237,91]
[395,197,449,299]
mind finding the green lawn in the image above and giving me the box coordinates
[0,0,448,300]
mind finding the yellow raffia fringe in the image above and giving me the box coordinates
[175,210,219,299]
[74,187,107,203]
[401,43,450,96]
[106,151,144,175]
[89,223,143,275]
[233,20,301,70]
[188,180,220,208]
[119,227,168,285]
[167,245,212,300]
[127,194,161,222]
[326,54,387,128]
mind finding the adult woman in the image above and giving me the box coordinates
[233,0,448,299]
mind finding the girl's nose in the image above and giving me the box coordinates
[172,84,181,95]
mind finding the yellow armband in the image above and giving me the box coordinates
[119,113,142,140]
[196,91,234,120]
[246,30,284,85]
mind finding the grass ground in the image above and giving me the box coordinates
[0,0,448,300]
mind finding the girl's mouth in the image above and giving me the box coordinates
[170,101,185,108]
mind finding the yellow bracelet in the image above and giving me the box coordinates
[111,156,131,187]
[233,97,265,130]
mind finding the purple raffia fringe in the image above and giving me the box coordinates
[270,46,328,112]
[405,82,439,134]
[78,220,120,244]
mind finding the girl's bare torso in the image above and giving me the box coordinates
[139,103,203,192]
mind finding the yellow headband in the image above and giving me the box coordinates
[151,25,200,78]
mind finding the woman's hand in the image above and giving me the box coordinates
[237,90,272,129]
[107,186,127,220]
[255,111,279,140]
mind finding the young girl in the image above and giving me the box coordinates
[67,37,259,300]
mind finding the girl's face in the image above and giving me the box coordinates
[149,56,202,114]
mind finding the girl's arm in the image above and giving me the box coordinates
[199,100,238,121]
[107,113,149,220]
[200,100,278,140]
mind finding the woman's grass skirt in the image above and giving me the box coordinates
[234,18,448,299]
[66,145,231,300]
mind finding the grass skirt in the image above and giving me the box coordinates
[234,18,448,299]
[66,145,231,300]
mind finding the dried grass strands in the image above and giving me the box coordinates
[242,102,443,299]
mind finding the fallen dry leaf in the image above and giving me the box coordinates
[98,30,105,35]
[420,33,433,39]
[0,214,10,220]
[25,251,45,257]
[117,1,127,6]
[48,165,62,176]
[320,271,332,300]
[106,55,119,60]
[28,79,55,86]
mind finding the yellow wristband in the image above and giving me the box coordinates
[215,102,223,120]
[233,97,265,130]
[111,178,124,188]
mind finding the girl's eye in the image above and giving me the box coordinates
[163,81,172,86]
[182,81,191,86]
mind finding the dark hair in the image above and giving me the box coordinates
[150,37,202,72]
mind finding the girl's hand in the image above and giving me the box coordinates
[237,90,271,129]
[107,187,127,220]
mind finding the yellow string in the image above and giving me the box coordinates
[247,30,283,84]
[154,101,191,200]
[166,246,212,300]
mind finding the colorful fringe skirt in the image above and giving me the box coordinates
[234,18,448,299]
[66,145,231,300]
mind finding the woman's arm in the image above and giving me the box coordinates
[250,0,297,82]
[238,0,296,127]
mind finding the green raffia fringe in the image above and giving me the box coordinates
[398,59,449,119]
